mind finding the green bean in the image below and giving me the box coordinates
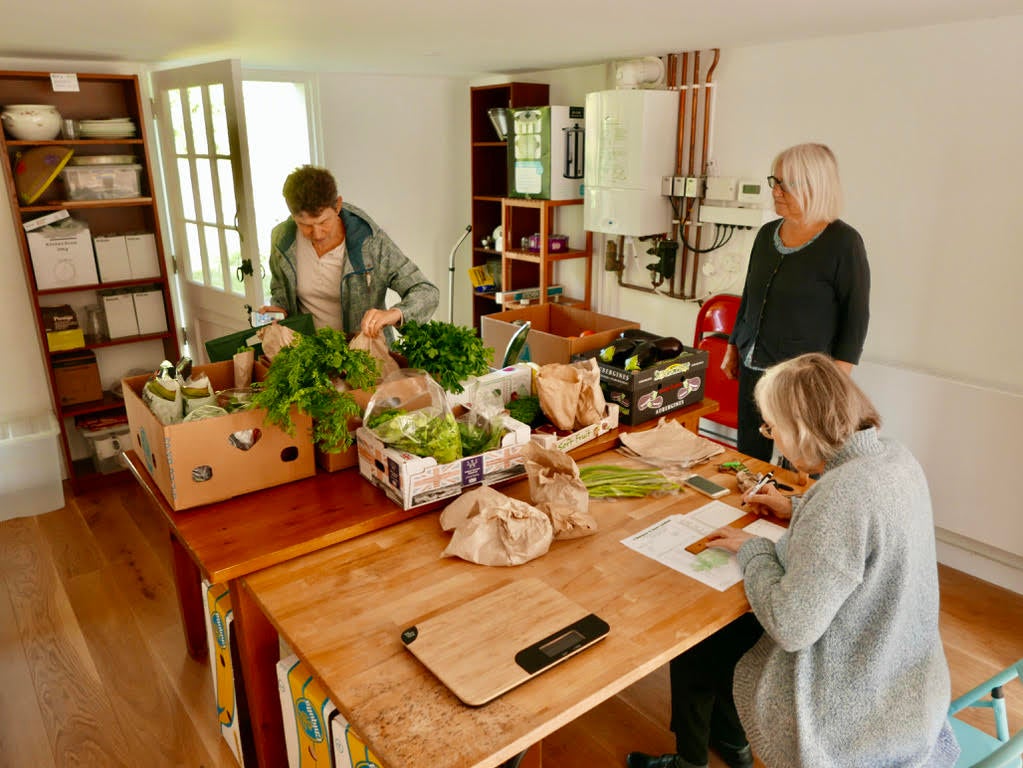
[579,465,680,498]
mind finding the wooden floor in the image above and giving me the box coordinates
[1,477,1021,768]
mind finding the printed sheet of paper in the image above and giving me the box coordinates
[620,500,784,592]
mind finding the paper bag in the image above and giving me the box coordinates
[535,358,607,431]
[349,331,400,382]
[233,347,254,388]
[440,486,553,566]
[257,322,298,362]
[521,442,596,539]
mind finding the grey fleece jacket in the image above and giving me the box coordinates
[268,201,439,337]
[733,428,958,767]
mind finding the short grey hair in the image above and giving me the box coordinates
[773,143,843,224]
[755,353,880,466]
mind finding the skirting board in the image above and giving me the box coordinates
[936,527,1023,595]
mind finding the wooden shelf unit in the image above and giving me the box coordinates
[499,197,593,311]
[469,82,549,328]
[0,70,180,492]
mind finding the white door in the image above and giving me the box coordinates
[151,60,260,362]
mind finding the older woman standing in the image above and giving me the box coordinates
[722,144,870,462]
[627,354,958,768]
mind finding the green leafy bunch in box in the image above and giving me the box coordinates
[251,327,379,453]
[393,320,492,394]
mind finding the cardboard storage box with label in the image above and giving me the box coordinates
[94,234,132,282]
[53,350,103,406]
[100,290,139,338]
[132,288,168,335]
[28,219,98,290]
[356,417,532,510]
[578,346,709,426]
[125,233,161,278]
[123,361,315,510]
[481,304,639,367]
[277,654,382,768]
[203,580,253,767]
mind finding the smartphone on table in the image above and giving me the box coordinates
[682,474,730,499]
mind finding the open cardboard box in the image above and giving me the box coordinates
[123,361,315,510]
[480,304,639,367]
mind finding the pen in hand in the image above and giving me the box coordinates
[742,471,774,506]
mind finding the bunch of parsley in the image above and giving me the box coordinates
[251,327,379,452]
[393,320,492,394]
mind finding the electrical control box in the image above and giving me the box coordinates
[737,179,765,204]
[698,204,773,229]
[705,177,737,201]
[684,176,705,198]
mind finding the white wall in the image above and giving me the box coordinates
[316,73,470,325]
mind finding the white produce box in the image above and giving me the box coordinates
[0,412,64,520]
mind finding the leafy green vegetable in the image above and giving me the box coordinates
[457,419,505,457]
[250,327,380,452]
[579,465,680,498]
[505,394,543,427]
[370,410,462,464]
[393,320,492,394]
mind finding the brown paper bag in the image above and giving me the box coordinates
[257,322,298,362]
[440,486,553,566]
[349,331,400,382]
[233,348,254,388]
[535,358,607,431]
[522,442,596,539]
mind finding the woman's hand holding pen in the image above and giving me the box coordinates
[742,481,793,520]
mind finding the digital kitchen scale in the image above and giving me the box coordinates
[401,578,609,706]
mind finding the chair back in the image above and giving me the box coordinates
[693,294,741,345]
[697,334,738,430]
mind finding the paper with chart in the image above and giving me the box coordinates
[621,500,786,591]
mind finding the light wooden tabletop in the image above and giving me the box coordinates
[242,447,792,768]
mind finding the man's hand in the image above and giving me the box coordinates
[361,308,402,338]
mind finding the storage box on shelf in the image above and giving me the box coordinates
[123,360,315,511]
[480,304,639,367]
[469,82,549,329]
[0,70,179,492]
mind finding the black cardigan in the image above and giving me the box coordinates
[729,219,870,368]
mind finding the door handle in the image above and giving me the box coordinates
[236,259,254,282]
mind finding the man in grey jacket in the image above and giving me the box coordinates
[265,165,438,339]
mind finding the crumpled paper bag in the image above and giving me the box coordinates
[534,358,607,431]
[348,331,400,382]
[521,442,596,539]
[233,348,254,388]
[257,322,298,362]
[440,486,552,566]
[619,417,724,469]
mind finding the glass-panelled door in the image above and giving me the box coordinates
[151,60,260,361]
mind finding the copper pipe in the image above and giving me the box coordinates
[676,52,688,177]
[688,50,700,178]
[700,48,720,177]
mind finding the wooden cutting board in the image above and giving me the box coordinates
[401,578,609,706]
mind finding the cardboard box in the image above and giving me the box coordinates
[446,363,535,412]
[125,233,161,278]
[481,304,639,367]
[28,220,98,290]
[94,235,132,282]
[101,291,139,338]
[579,346,709,426]
[203,580,253,767]
[277,654,382,768]
[53,350,103,406]
[532,403,620,452]
[132,289,168,335]
[123,361,315,510]
[356,417,532,510]
[46,328,86,352]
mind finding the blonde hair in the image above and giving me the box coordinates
[755,353,880,466]
[773,143,843,224]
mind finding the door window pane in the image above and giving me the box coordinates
[187,86,209,155]
[195,158,216,224]
[185,222,203,283]
[168,89,187,155]
[205,225,224,290]
[209,84,230,156]
[225,229,243,296]
[177,158,196,219]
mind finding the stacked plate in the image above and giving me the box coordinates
[79,117,136,139]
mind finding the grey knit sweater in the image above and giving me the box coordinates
[733,428,959,767]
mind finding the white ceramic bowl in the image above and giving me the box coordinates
[1,104,62,141]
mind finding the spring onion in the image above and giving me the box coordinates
[579,465,680,498]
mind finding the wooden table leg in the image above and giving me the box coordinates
[170,533,207,660]
[230,580,286,768]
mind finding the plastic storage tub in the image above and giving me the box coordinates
[62,163,143,200]
[81,423,130,474]
[0,411,64,520]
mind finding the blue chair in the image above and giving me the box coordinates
[949,658,1023,768]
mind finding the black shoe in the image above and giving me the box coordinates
[709,740,754,768]
[625,753,681,768]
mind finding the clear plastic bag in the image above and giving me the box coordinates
[455,380,509,457]
[363,370,462,464]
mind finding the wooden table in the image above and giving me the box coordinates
[241,445,793,768]
[124,396,719,767]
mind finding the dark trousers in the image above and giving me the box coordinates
[669,613,764,764]
[736,362,773,462]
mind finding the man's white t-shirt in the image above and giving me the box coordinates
[295,235,346,331]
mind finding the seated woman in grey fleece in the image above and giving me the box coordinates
[627,352,958,768]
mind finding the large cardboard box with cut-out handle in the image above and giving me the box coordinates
[122,361,315,510]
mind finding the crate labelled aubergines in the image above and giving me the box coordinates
[574,330,709,426]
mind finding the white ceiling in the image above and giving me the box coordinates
[3,0,1023,76]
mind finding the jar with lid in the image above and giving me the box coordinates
[0,104,62,141]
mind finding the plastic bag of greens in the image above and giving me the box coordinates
[182,372,215,416]
[456,380,509,457]
[363,369,462,464]
[142,367,183,424]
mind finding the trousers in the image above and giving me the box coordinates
[669,612,764,764]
